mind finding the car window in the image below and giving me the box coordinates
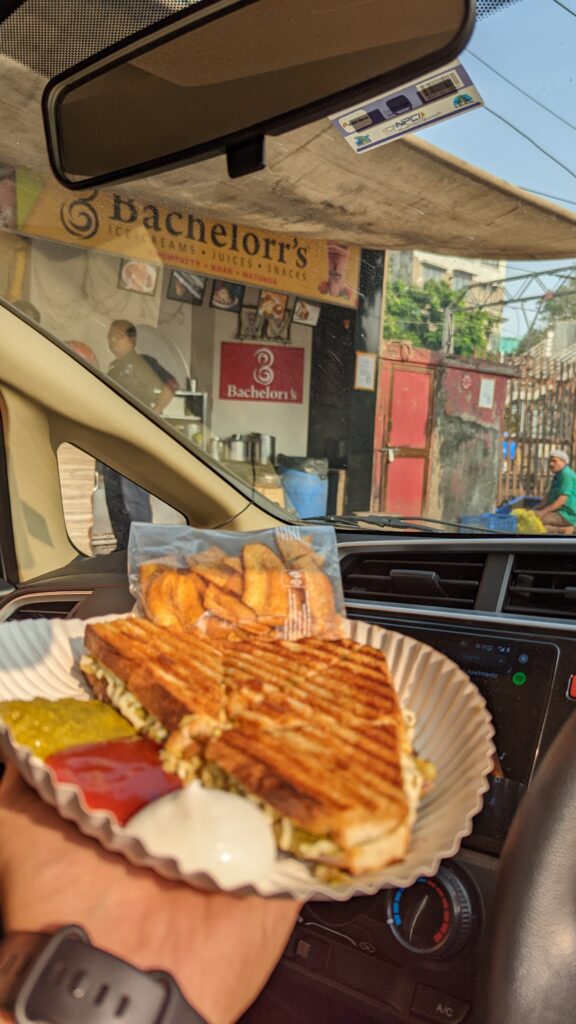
[57,444,186,555]
[0,0,575,545]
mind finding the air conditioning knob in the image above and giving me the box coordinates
[385,864,477,959]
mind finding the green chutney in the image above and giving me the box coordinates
[0,698,135,759]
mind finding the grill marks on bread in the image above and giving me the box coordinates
[210,637,407,840]
[84,618,225,731]
[84,619,409,851]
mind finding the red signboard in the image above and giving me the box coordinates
[219,342,304,403]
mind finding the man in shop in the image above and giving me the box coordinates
[103,319,178,549]
[534,449,576,533]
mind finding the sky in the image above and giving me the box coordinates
[416,0,576,338]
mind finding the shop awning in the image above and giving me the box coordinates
[2,57,575,260]
[135,122,576,260]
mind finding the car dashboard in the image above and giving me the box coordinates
[1,534,574,1024]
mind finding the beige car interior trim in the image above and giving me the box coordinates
[2,386,78,578]
[0,308,279,582]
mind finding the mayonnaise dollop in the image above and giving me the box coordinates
[123,782,276,887]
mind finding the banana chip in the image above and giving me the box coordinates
[132,526,346,641]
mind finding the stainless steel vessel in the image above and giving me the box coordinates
[224,434,250,461]
[247,433,276,465]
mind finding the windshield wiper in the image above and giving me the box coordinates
[303,513,504,535]
[303,513,442,534]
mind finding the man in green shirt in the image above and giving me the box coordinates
[535,449,576,533]
[107,320,177,413]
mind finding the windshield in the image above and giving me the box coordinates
[0,0,575,552]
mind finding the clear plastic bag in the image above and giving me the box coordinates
[128,523,347,641]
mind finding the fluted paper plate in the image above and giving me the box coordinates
[0,615,494,900]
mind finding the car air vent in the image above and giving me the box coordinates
[6,599,82,621]
[504,554,576,619]
[340,552,486,609]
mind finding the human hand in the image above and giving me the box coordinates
[0,764,301,1024]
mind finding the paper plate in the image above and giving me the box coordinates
[0,615,494,900]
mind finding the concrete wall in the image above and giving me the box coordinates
[388,249,507,289]
[29,243,159,368]
[426,364,509,520]
[428,416,501,521]
[28,242,192,385]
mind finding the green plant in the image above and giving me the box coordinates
[383,279,497,357]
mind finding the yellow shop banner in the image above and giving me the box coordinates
[17,175,361,308]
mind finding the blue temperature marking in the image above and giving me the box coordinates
[392,890,403,925]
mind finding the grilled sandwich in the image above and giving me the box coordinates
[80,619,226,767]
[201,637,425,874]
[81,620,429,875]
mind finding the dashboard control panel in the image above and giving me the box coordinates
[397,628,558,852]
[279,853,492,1023]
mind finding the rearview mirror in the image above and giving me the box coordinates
[43,0,474,187]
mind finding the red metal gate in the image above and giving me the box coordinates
[374,361,434,516]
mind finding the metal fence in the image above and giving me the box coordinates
[498,355,576,504]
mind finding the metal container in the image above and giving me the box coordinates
[248,433,276,465]
[224,434,250,461]
[207,436,225,461]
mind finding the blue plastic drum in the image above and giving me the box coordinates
[278,466,328,518]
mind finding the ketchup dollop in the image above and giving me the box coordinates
[46,737,182,824]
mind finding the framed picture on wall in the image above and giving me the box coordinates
[167,269,206,305]
[118,259,159,295]
[292,298,321,326]
[238,307,264,339]
[210,279,245,312]
[264,316,290,342]
[258,290,288,320]
[354,351,377,391]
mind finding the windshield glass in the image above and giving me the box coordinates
[0,0,575,550]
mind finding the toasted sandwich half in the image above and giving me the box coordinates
[200,637,426,875]
[81,621,429,875]
[80,619,226,766]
